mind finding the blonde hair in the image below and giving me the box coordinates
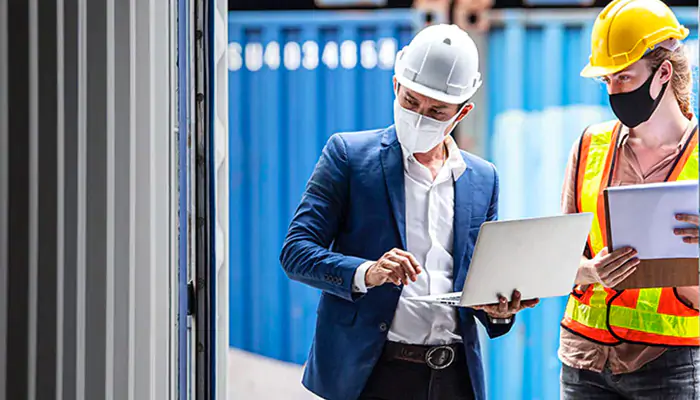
[641,45,694,119]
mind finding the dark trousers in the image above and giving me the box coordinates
[359,344,474,400]
[561,347,700,400]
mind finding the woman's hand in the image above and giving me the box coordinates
[575,247,639,288]
[675,214,699,245]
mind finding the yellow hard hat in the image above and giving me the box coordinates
[581,0,689,78]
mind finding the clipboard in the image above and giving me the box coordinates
[603,184,699,290]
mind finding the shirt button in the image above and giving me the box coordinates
[379,322,388,332]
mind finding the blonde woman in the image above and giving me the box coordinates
[558,0,699,398]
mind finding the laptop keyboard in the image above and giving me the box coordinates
[441,294,462,301]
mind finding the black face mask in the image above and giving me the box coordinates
[609,69,669,128]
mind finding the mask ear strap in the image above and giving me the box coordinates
[651,59,673,88]
[648,65,670,103]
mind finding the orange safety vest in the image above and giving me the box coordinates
[560,120,699,347]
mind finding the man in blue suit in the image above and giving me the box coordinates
[280,24,538,400]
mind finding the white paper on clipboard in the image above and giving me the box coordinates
[605,181,699,260]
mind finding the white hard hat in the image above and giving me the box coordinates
[394,24,482,104]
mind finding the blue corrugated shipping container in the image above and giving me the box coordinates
[228,9,421,364]
[228,8,698,399]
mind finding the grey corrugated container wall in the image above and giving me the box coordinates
[0,0,181,399]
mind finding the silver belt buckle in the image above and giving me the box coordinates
[425,345,455,370]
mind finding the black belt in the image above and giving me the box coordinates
[382,341,463,370]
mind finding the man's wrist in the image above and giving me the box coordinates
[364,262,375,287]
[487,314,513,325]
[352,261,375,293]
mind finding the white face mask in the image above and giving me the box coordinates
[393,98,464,154]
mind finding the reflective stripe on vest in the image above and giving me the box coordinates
[561,120,700,347]
[565,288,700,337]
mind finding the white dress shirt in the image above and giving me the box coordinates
[353,136,467,345]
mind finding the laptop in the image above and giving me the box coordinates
[407,213,594,307]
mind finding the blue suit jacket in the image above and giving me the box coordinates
[280,125,514,400]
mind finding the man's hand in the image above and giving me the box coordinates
[576,247,639,288]
[365,248,422,287]
[675,214,699,245]
[471,290,539,319]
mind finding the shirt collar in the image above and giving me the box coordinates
[617,115,698,149]
[400,135,467,181]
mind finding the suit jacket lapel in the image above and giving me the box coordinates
[380,128,407,250]
[452,163,473,291]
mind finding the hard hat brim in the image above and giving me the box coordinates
[580,61,634,78]
[395,74,477,105]
[581,27,690,78]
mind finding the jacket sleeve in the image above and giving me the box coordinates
[279,134,368,302]
[473,164,517,338]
